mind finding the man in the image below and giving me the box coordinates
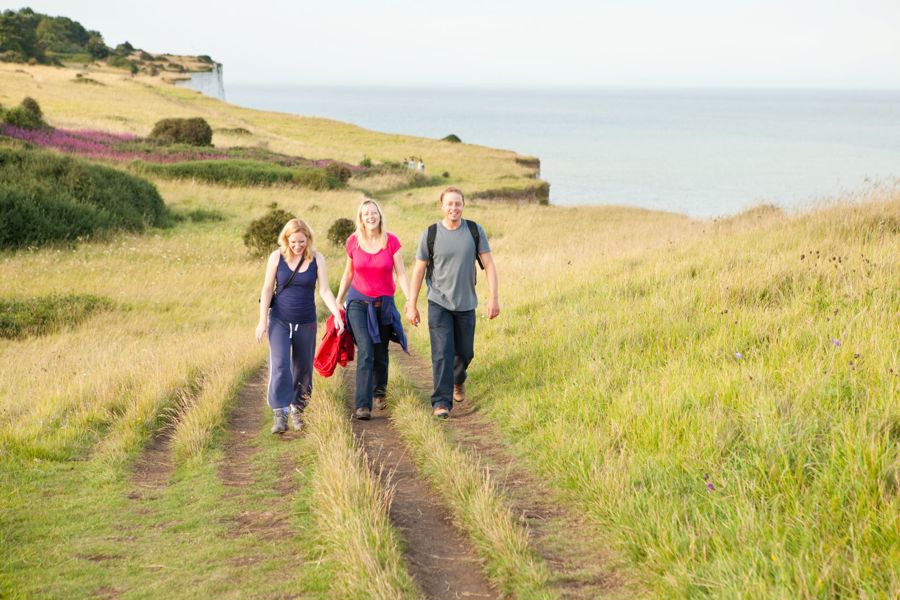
[405,186,500,418]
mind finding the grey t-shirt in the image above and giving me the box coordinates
[416,219,491,311]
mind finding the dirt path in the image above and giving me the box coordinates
[345,364,497,600]
[393,348,627,599]
[219,368,298,539]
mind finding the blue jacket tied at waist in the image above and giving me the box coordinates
[345,287,408,353]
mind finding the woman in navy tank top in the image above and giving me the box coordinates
[256,219,344,434]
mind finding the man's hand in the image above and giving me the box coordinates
[405,301,420,326]
[485,298,500,320]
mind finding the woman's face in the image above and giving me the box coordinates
[288,231,308,258]
[361,204,381,233]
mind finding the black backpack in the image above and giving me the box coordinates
[426,220,485,284]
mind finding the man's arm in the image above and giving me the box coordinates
[405,259,427,326]
[480,251,500,319]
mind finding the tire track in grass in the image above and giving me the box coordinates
[345,364,497,600]
[218,368,299,540]
[393,348,630,599]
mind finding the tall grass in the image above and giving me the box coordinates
[403,192,900,598]
[305,374,419,600]
[390,373,553,599]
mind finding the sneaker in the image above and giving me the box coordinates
[432,406,450,419]
[271,409,288,434]
[289,404,304,431]
[453,383,466,403]
[374,396,387,411]
[354,407,371,421]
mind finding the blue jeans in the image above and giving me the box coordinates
[347,300,390,411]
[267,317,316,410]
[427,301,475,411]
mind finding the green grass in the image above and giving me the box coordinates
[390,371,553,599]
[0,143,169,249]
[0,417,335,599]
[132,159,343,190]
[0,294,114,339]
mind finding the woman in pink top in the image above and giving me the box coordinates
[337,199,410,420]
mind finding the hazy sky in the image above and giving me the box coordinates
[9,0,900,87]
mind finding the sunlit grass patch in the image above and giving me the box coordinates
[304,374,419,600]
[0,294,114,339]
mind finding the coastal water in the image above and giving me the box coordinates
[223,84,900,217]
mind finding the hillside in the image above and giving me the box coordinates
[1,59,897,599]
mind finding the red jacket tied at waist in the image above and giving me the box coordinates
[314,310,354,377]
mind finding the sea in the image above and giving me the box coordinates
[179,75,900,218]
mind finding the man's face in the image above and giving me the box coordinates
[441,192,464,222]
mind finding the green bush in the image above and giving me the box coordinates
[0,145,169,249]
[359,155,373,168]
[327,217,355,246]
[243,203,295,257]
[106,54,134,71]
[0,294,115,339]
[134,159,344,190]
[441,134,462,143]
[148,117,213,146]
[325,162,352,183]
[2,97,46,130]
[20,97,42,120]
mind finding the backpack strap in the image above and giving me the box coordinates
[466,220,485,271]
[426,223,438,282]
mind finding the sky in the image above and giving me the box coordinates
[7,0,900,88]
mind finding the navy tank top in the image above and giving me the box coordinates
[270,254,317,324]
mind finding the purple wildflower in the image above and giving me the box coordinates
[734,352,743,360]
[831,338,841,347]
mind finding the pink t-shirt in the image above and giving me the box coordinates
[346,232,401,297]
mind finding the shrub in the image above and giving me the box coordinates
[325,162,352,183]
[442,134,462,143]
[138,50,153,61]
[359,155,373,168]
[0,294,115,339]
[0,145,169,249]
[327,218,355,246]
[442,171,450,178]
[243,203,295,257]
[106,54,134,71]
[114,41,134,55]
[149,117,213,146]
[20,97,42,120]
[134,159,344,190]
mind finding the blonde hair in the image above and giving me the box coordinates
[278,218,315,261]
[354,198,387,250]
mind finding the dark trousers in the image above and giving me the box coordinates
[267,317,316,410]
[427,301,476,411]
[347,301,390,411]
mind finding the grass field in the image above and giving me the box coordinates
[2,63,898,599]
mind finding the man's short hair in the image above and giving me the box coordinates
[439,186,465,204]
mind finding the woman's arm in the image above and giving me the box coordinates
[393,250,410,301]
[315,252,345,333]
[256,251,280,343]
[335,257,353,306]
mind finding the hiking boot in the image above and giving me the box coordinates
[354,407,371,421]
[271,408,288,434]
[453,383,466,403]
[289,404,304,431]
[432,406,450,419]
[374,396,387,411]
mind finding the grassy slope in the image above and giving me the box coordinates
[2,63,898,598]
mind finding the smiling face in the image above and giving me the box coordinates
[441,191,464,224]
[360,202,382,234]
[287,231,308,259]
